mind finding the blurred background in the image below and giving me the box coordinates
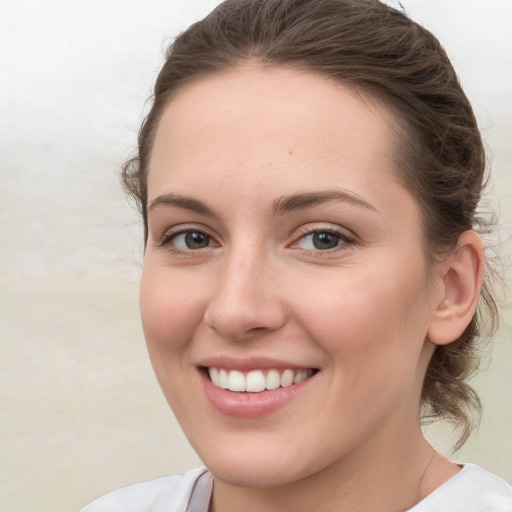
[0,1,510,510]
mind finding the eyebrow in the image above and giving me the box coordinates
[147,189,378,218]
[148,193,216,217]
[272,190,378,215]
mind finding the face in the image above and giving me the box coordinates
[141,67,442,488]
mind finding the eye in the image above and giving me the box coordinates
[292,229,354,251]
[175,231,211,250]
[159,229,216,252]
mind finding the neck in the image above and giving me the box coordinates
[209,426,459,512]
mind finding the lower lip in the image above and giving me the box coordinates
[200,370,316,418]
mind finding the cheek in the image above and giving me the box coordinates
[139,267,208,354]
[139,267,211,417]
[296,275,432,422]
[292,260,432,365]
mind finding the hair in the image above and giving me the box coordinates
[122,0,498,448]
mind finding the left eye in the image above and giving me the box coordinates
[296,231,346,251]
[169,231,212,250]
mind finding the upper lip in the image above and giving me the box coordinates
[196,355,317,372]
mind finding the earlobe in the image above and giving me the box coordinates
[427,231,484,346]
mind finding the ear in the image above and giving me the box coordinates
[427,231,485,346]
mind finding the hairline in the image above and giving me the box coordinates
[142,61,434,254]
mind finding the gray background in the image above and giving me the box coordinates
[0,1,511,511]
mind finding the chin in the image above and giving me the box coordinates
[205,456,309,489]
[194,433,337,490]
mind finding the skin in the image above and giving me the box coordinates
[140,66,480,512]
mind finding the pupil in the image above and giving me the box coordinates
[313,232,338,249]
[185,232,209,249]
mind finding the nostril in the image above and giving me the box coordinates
[202,275,287,340]
[248,326,267,333]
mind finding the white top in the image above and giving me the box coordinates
[80,464,512,512]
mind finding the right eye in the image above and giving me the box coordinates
[159,229,216,252]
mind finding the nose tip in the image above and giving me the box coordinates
[204,304,275,341]
[203,260,286,341]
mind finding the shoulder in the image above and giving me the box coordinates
[80,467,210,512]
[410,464,512,512]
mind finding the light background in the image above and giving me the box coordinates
[0,1,511,511]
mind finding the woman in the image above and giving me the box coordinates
[82,0,512,510]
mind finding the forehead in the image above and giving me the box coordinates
[153,66,396,155]
[148,66,405,209]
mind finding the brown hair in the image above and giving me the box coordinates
[122,0,498,448]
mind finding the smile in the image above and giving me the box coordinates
[208,367,315,393]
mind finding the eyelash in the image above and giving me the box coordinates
[157,226,218,255]
[157,225,357,255]
[289,227,357,254]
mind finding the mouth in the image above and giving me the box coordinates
[205,367,317,393]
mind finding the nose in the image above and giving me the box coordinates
[203,247,287,341]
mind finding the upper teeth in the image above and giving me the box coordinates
[208,368,313,393]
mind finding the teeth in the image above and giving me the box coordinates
[208,367,314,393]
[293,371,302,384]
[228,370,245,392]
[293,369,309,384]
[246,370,266,392]
[266,369,280,390]
[219,369,229,389]
[209,367,220,386]
[280,369,294,387]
